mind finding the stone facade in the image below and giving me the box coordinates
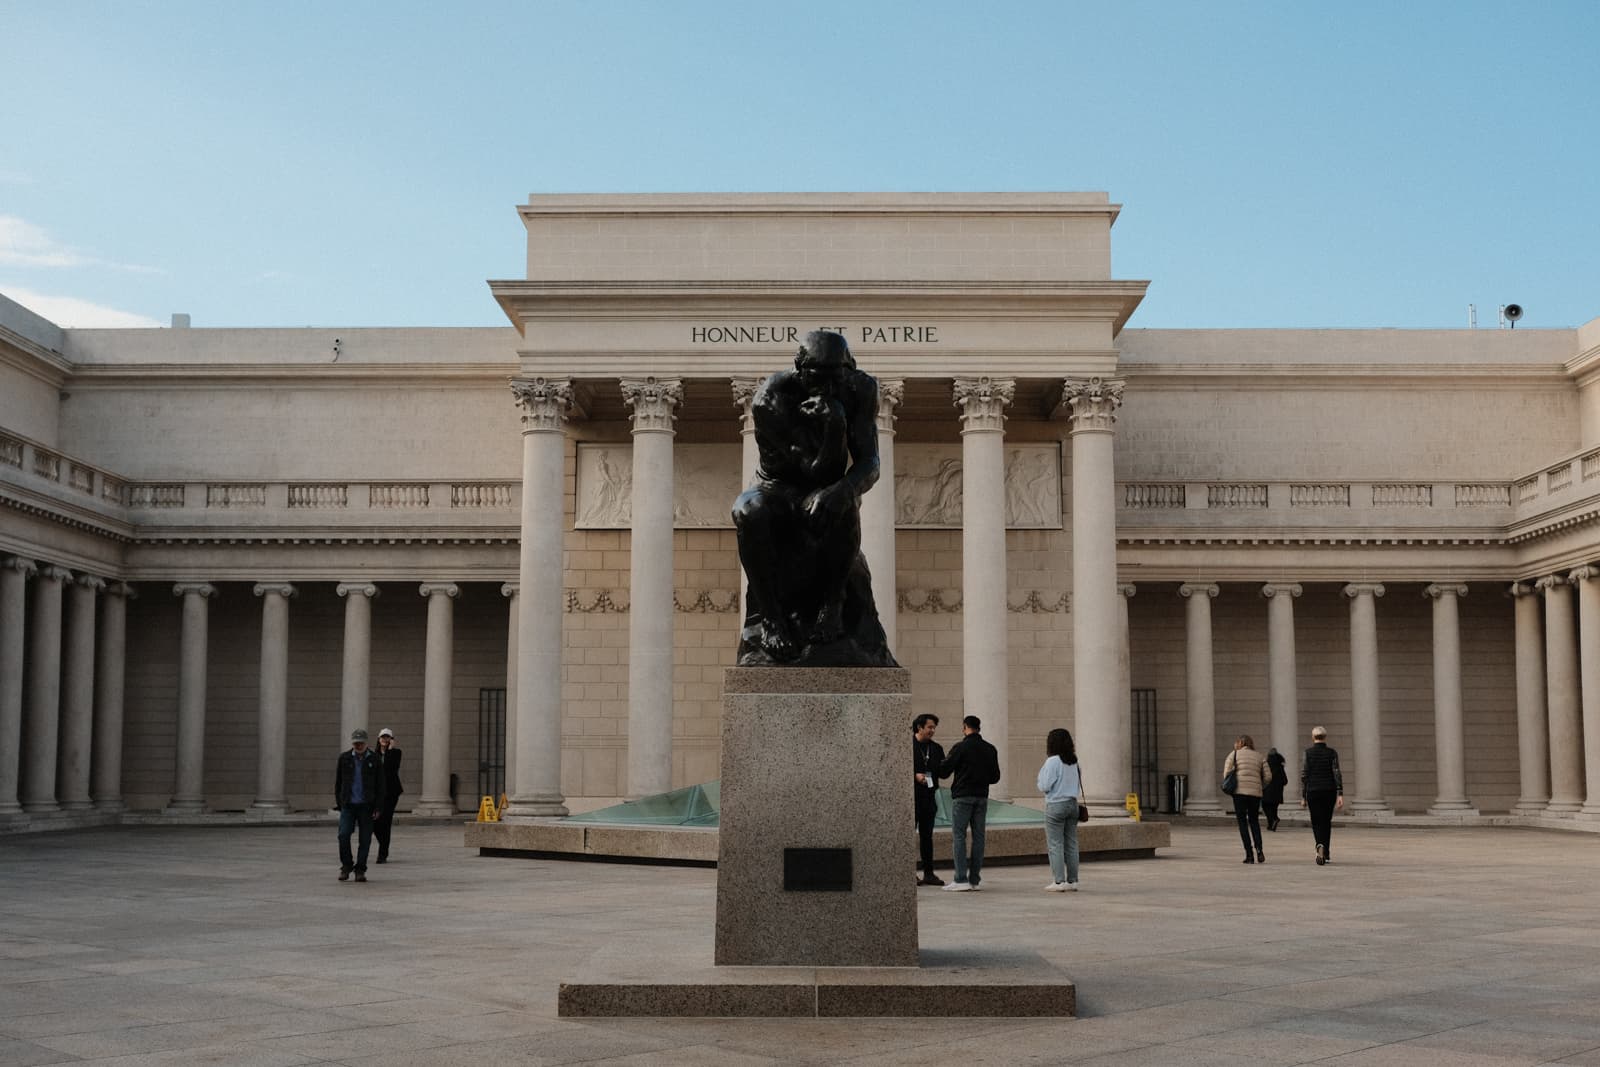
[3,192,1600,826]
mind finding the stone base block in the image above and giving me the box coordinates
[715,667,916,967]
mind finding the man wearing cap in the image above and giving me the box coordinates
[334,728,385,882]
[372,727,403,864]
[1299,725,1344,866]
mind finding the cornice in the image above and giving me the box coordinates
[518,192,1121,218]
[516,350,1124,380]
[0,330,71,388]
[1119,362,1571,391]
[63,363,517,390]
[0,488,134,542]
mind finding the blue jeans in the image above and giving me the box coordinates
[1045,797,1079,884]
[338,803,375,872]
[950,796,989,886]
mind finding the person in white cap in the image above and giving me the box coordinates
[372,728,404,864]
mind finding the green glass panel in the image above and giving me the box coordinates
[564,781,1040,828]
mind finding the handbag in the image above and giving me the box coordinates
[1221,751,1238,796]
[1077,768,1089,822]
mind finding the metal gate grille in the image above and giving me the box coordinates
[1132,688,1159,811]
[478,688,506,801]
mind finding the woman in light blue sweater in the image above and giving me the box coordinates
[1037,728,1084,891]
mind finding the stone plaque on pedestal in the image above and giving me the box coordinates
[715,666,917,966]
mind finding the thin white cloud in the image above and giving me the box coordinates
[0,169,33,185]
[0,285,163,328]
[0,214,162,273]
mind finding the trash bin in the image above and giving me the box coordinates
[1167,773,1187,814]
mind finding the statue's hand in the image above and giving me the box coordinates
[804,484,850,519]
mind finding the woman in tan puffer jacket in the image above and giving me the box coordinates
[1224,735,1272,864]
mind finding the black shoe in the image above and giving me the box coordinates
[354,870,367,883]
[1268,819,1279,831]
[1243,855,1255,864]
[375,856,387,865]
[338,867,351,881]
[1257,851,1265,863]
[1315,844,1326,866]
[918,874,945,887]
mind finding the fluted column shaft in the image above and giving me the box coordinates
[57,575,103,810]
[502,583,519,797]
[1344,582,1391,814]
[732,378,762,642]
[336,583,379,748]
[414,582,459,815]
[168,583,216,812]
[1181,583,1221,813]
[622,376,681,800]
[93,582,132,811]
[1064,377,1125,809]
[0,557,36,816]
[956,377,1013,799]
[1538,574,1583,814]
[251,583,296,812]
[505,378,571,818]
[1117,584,1136,812]
[1571,568,1600,818]
[1262,583,1302,760]
[22,565,70,812]
[861,378,902,654]
[1425,583,1474,814]
[1509,582,1550,815]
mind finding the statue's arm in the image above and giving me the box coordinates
[839,374,881,499]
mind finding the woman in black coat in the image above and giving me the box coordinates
[1262,748,1288,831]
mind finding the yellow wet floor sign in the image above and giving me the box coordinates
[1124,793,1142,821]
[476,795,500,822]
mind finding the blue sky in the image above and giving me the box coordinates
[2,1,1595,329]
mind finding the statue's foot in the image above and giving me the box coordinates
[807,605,845,646]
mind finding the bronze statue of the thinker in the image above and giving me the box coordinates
[733,330,898,667]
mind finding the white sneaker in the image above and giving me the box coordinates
[1045,881,1067,892]
[970,883,982,891]
[944,881,972,892]
[1065,882,1079,891]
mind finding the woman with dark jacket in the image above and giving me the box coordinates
[1262,748,1288,831]
[1224,735,1271,864]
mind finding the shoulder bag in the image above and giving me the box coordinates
[1221,750,1238,796]
[1077,765,1089,823]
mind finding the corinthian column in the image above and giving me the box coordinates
[1180,583,1222,813]
[502,582,519,797]
[1343,582,1392,815]
[0,557,36,816]
[167,583,216,813]
[732,377,762,630]
[413,582,460,816]
[1118,583,1136,812]
[1538,573,1583,814]
[22,565,71,813]
[955,376,1014,799]
[1261,583,1302,760]
[93,582,133,812]
[504,377,571,819]
[336,582,379,748]
[1570,567,1600,819]
[860,378,903,654]
[251,582,296,812]
[1064,377,1126,810]
[621,376,681,800]
[1425,583,1475,815]
[56,574,103,810]
[1509,582,1550,815]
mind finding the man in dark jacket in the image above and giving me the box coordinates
[334,728,385,882]
[912,713,946,887]
[372,727,403,864]
[1298,725,1344,866]
[938,715,1000,891]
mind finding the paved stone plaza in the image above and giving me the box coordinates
[2,821,1599,1066]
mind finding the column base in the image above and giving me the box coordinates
[58,800,94,812]
[165,799,206,815]
[410,800,458,817]
[1183,798,1227,815]
[0,802,22,817]
[21,800,60,814]
[1510,799,1550,816]
[501,799,569,819]
[1543,800,1583,817]
[93,799,126,814]
[1426,802,1479,818]
[1345,800,1395,816]
[1575,805,1600,820]
[248,800,289,813]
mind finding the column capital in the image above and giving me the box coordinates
[336,582,380,599]
[1118,583,1137,599]
[501,582,519,598]
[419,582,460,599]
[252,582,297,599]
[38,565,73,583]
[875,377,905,433]
[1178,582,1219,599]
[72,574,107,594]
[1260,582,1302,599]
[952,376,1014,432]
[620,376,683,432]
[1509,580,1540,598]
[1424,582,1469,599]
[1568,565,1600,585]
[1535,573,1568,593]
[1061,376,1126,433]
[173,582,217,599]
[104,581,136,599]
[510,376,573,433]
[1,555,37,578]
[1342,582,1386,599]
[730,376,762,409]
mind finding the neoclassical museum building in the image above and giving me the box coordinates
[3,193,1599,830]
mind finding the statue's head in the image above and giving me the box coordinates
[795,330,855,392]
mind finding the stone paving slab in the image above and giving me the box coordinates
[2,822,1599,1064]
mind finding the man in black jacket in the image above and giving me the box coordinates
[938,715,1001,892]
[334,728,385,882]
[912,713,946,887]
[372,727,403,864]
[1299,725,1344,866]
